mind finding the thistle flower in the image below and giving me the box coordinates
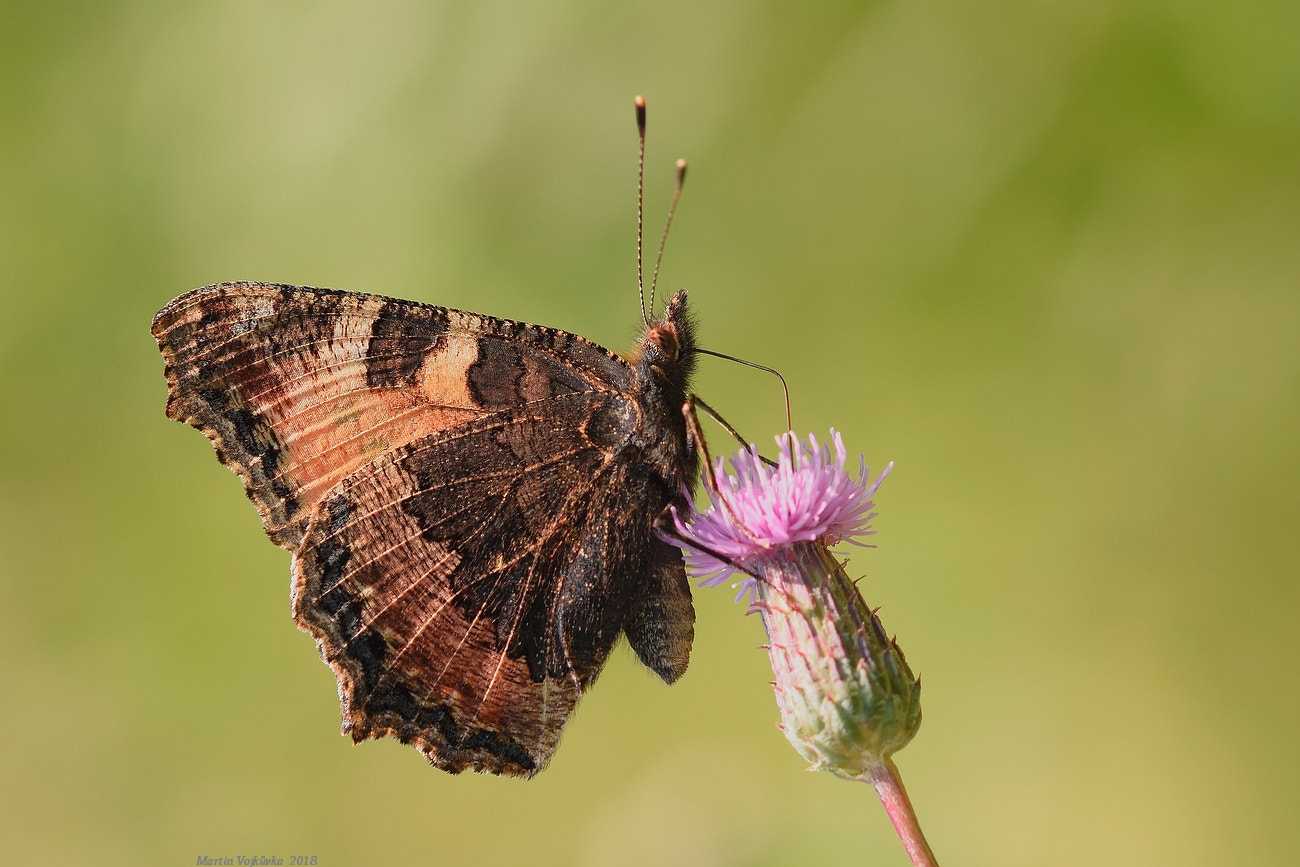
[672,430,936,867]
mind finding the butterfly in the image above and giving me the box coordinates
[151,98,703,777]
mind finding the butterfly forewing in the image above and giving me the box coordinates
[151,283,629,547]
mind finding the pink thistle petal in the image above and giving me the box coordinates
[670,430,891,590]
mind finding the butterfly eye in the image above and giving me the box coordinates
[644,323,680,362]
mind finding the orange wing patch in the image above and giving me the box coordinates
[153,284,474,547]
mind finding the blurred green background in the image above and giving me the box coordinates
[3,1,1298,864]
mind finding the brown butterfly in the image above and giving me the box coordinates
[152,98,701,777]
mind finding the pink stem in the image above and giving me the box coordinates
[867,759,939,867]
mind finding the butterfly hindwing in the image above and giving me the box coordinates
[292,392,687,775]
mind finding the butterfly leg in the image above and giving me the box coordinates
[672,395,769,556]
[652,508,765,586]
[681,396,770,544]
[689,394,779,469]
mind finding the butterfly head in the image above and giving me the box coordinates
[636,288,697,391]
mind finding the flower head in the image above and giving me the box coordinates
[671,430,921,775]
[672,429,891,599]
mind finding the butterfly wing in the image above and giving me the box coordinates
[154,282,694,776]
[151,282,631,548]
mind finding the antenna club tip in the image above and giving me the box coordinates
[634,94,646,109]
[635,95,647,130]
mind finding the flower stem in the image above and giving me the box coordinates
[866,759,938,867]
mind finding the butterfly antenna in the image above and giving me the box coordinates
[648,159,687,320]
[696,348,794,434]
[635,95,649,327]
